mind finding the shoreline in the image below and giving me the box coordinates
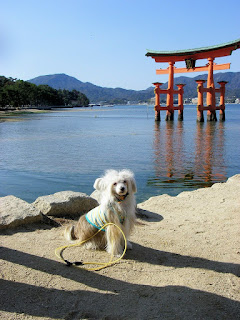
[0,175,240,319]
[1,174,239,229]
[0,108,51,122]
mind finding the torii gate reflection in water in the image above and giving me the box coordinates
[146,39,240,121]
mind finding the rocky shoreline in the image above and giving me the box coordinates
[0,175,240,319]
[1,174,240,231]
[0,191,98,230]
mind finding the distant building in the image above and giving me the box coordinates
[150,97,155,104]
[192,98,198,104]
[184,98,192,104]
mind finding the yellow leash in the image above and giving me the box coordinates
[55,222,127,271]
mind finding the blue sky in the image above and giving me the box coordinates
[1,0,240,90]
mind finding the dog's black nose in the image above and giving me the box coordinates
[120,187,125,192]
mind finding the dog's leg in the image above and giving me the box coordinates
[124,226,133,249]
[127,241,133,250]
[105,209,124,256]
[106,224,124,256]
[122,211,136,250]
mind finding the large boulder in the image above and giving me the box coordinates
[0,195,43,229]
[33,191,98,217]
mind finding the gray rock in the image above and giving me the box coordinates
[0,195,43,229]
[33,191,98,217]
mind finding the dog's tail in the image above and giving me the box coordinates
[64,225,77,242]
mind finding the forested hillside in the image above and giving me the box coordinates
[0,76,89,110]
[28,72,240,104]
[1,71,239,108]
[28,73,153,104]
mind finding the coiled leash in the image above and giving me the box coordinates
[55,222,127,271]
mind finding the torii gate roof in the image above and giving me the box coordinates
[146,38,240,62]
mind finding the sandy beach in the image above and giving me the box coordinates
[0,109,52,122]
[0,175,239,319]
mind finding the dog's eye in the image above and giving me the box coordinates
[113,182,117,186]
[123,180,127,184]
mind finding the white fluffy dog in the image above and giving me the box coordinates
[64,169,137,256]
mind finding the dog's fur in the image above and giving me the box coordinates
[64,169,137,256]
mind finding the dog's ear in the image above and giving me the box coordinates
[93,178,104,191]
[130,178,137,193]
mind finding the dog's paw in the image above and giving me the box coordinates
[106,245,124,257]
[127,241,133,250]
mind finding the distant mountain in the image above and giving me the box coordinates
[164,71,240,99]
[28,72,240,103]
[28,74,153,104]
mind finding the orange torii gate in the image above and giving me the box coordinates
[146,39,240,121]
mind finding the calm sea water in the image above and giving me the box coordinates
[0,105,240,203]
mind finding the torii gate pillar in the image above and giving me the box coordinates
[153,80,185,121]
[218,81,227,121]
[206,57,217,121]
[166,61,175,121]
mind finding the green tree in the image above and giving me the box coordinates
[0,76,89,110]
